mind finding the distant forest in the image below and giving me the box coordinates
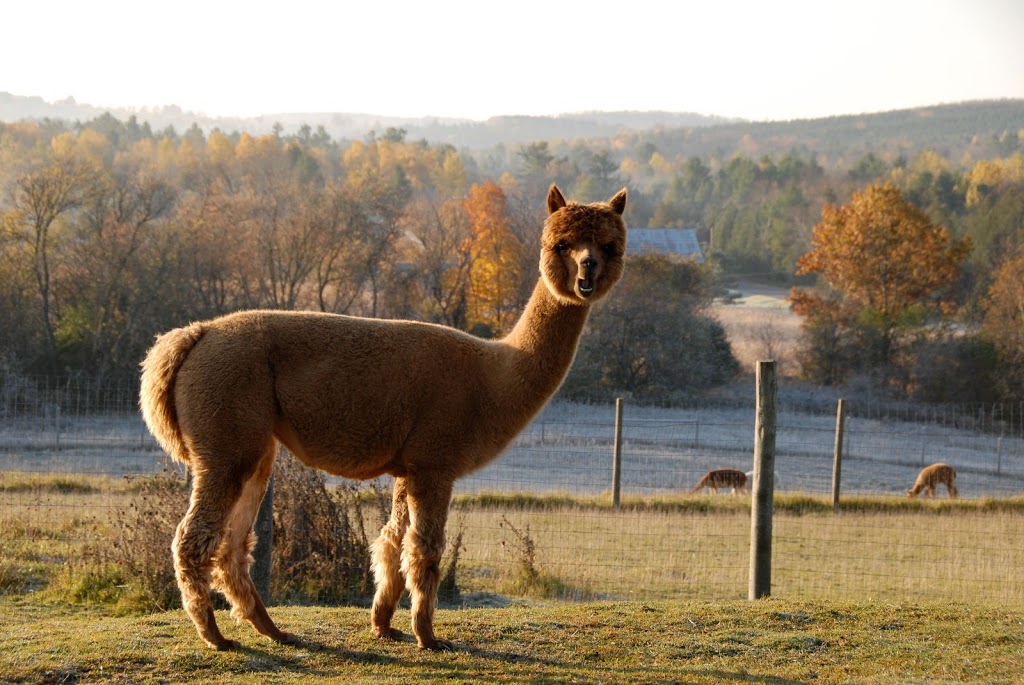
[1,99,1023,397]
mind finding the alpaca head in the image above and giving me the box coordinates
[540,185,628,305]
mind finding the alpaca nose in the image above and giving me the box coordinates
[580,256,597,273]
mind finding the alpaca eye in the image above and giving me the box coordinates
[555,241,569,253]
[602,243,616,256]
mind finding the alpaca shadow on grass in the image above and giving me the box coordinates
[228,636,405,671]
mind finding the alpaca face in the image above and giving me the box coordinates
[540,185,628,304]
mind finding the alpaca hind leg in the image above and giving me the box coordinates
[173,472,243,650]
[371,477,410,640]
[401,477,454,650]
[211,445,296,645]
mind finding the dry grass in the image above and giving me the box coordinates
[4,474,1024,611]
[452,503,1024,607]
[710,302,803,376]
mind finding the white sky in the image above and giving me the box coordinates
[3,0,1022,122]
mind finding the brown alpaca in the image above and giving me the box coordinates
[691,468,747,495]
[906,463,959,499]
[139,185,627,651]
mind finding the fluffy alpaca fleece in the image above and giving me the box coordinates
[139,184,628,651]
[906,462,959,499]
[691,468,748,495]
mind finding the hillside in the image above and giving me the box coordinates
[630,98,1024,167]
[2,91,1021,161]
[0,91,731,146]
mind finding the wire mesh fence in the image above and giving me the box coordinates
[2,376,1023,609]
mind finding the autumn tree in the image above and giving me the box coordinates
[2,150,98,369]
[462,181,527,336]
[396,198,473,327]
[311,177,406,317]
[981,250,1024,401]
[790,181,972,385]
[56,158,177,379]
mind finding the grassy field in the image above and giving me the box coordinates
[4,475,1024,608]
[450,502,1024,606]
[4,475,1024,682]
[2,598,1023,684]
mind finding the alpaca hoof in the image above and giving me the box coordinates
[373,627,405,641]
[211,638,242,651]
[274,631,300,645]
[419,638,456,651]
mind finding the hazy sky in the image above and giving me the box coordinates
[3,0,1022,122]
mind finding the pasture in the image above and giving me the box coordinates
[3,474,1024,684]
[3,285,1024,681]
[3,595,1023,683]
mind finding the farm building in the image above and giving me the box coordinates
[628,228,704,263]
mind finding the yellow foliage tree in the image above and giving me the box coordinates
[965,153,1024,207]
[462,181,525,335]
[982,251,1024,400]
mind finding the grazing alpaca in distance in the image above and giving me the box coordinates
[139,184,628,651]
[691,468,748,495]
[906,463,959,499]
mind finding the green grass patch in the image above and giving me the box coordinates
[1,599,1021,684]
[0,475,103,494]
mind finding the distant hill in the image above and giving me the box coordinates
[0,92,734,147]
[2,91,1021,164]
[630,99,1024,166]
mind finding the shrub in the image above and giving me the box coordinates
[907,334,1000,402]
[270,452,384,604]
[96,454,407,611]
[563,254,739,403]
[106,469,188,612]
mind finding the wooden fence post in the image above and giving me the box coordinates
[749,360,776,601]
[832,398,845,513]
[252,474,274,600]
[612,397,624,509]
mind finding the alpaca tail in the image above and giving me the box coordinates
[139,322,206,465]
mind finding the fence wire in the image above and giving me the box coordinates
[2,378,1023,609]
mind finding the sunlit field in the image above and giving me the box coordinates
[709,283,803,376]
[4,475,1024,610]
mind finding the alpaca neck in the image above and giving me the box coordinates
[498,280,590,408]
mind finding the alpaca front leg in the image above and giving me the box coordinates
[401,478,453,650]
[371,478,409,640]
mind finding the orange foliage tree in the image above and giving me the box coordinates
[462,181,526,336]
[790,182,972,383]
[982,251,1024,400]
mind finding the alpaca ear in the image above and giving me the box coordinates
[547,184,567,214]
[608,188,627,216]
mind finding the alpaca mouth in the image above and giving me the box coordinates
[577,277,595,297]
